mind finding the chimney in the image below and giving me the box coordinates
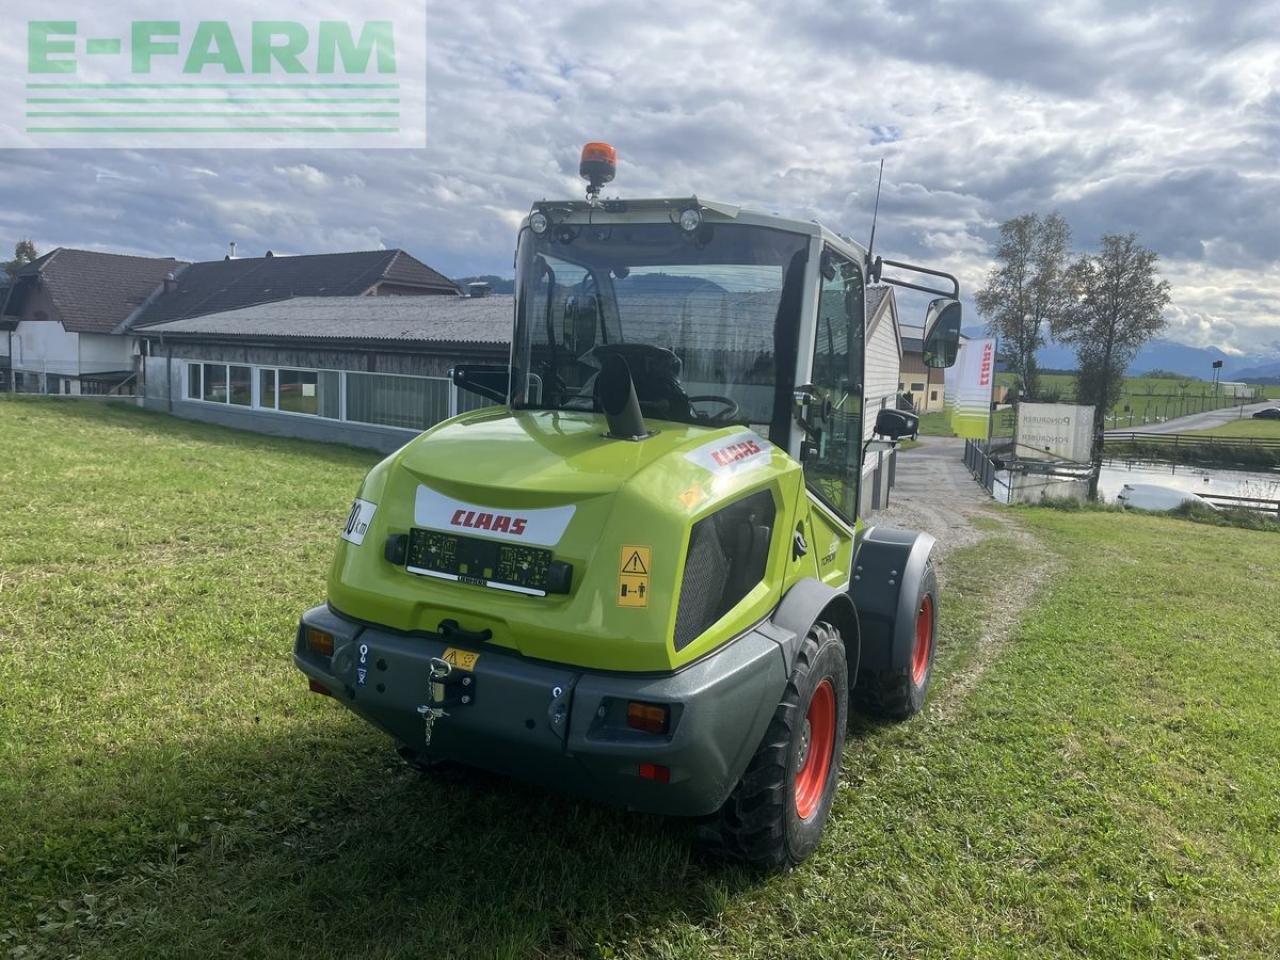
[163,272,177,294]
[467,281,491,298]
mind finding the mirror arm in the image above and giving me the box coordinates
[872,256,960,299]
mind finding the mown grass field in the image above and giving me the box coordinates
[3,398,1279,959]
[1185,417,1280,440]
[997,372,1263,426]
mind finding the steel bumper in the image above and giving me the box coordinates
[295,605,788,817]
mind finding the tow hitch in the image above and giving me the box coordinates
[417,656,475,746]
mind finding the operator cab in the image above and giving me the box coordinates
[454,142,961,524]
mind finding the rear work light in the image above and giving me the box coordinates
[305,627,335,657]
[626,700,670,735]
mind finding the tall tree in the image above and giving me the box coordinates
[1054,233,1172,494]
[3,239,38,276]
[975,212,1071,402]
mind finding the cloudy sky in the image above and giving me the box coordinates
[2,0,1278,356]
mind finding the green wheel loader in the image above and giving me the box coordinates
[296,143,962,867]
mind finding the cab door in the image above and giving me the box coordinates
[801,247,865,525]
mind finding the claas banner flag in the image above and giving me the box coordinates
[948,337,995,440]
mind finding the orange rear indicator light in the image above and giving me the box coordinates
[626,700,670,735]
[305,627,335,657]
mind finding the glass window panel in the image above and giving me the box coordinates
[804,250,865,521]
[187,363,201,400]
[229,366,252,406]
[278,369,318,415]
[345,373,451,430]
[259,369,276,409]
[318,371,340,419]
[202,363,227,403]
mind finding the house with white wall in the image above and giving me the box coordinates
[1,248,185,395]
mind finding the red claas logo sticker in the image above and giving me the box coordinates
[414,486,575,546]
[710,439,763,467]
[686,432,772,475]
[450,509,528,536]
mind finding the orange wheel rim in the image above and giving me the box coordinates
[794,679,836,820]
[912,594,934,686]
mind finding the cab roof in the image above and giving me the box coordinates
[526,197,869,267]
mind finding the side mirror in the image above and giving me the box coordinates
[451,364,509,404]
[873,408,919,440]
[922,298,962,368]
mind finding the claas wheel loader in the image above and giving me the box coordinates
[296,143,963,868]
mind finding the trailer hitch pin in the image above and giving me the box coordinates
[418,658,455,746]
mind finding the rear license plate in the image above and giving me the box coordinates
[405,528,551,596]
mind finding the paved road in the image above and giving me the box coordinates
[1105,400,1277,435]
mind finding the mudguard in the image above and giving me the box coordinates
[765,577,860,678]
[849,527,936,672]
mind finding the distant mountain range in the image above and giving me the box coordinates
[963,326,1280,383]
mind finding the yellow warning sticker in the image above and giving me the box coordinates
[441,647,480,671]
[618,544,651,607]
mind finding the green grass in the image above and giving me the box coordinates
[916,411,955,436]
[998,372,1265,426]
[3,398,1280,958]
[1184,418,1280,440]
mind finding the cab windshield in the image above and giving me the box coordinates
[512,220,809,440]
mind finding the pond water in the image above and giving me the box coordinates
[1097,459,1280,504]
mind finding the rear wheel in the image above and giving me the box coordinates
[702,620,848,868]
[854,560,938,720]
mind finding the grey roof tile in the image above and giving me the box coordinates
[140,295,513,345]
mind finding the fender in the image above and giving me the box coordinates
[850,526,936,672]
[764,577,860,678]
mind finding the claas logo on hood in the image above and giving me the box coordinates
[450,508,528,536]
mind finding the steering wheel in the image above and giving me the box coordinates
[688,395,741,422]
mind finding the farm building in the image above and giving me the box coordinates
[137,295,510,452]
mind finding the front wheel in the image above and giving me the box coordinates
[702,620,848,868]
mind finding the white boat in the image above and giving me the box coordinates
[1116,483,1216,512]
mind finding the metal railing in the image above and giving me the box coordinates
[1105,431,1280,451]
[964,438,998,494]
[1199,493,1280,518]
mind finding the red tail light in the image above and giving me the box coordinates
[638,763,670,783]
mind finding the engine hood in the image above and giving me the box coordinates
[397,408,726,500]
[327,408,803,672]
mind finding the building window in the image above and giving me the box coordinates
[930,390,938,401]
[186,363,201,400]
[259,369,276,409]
[346,372,450,430]
[277,368,339,418]
[910,381,925,392]
[202,363,227,402]
[229,365,252,406]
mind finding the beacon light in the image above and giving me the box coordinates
[579,141,617,198]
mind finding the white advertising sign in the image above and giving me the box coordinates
[1016,403,1096,462]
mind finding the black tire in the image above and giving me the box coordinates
[701,620,848,868]
[854,560,938,720]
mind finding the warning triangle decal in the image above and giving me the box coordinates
[622,550,648,575]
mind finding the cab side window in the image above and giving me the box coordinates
[803,250,865,521]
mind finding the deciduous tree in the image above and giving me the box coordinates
[3,239,38,277]
[1054,233,1172,494]
[975,212,1071,402]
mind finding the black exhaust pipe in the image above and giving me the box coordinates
[599,354,651,440]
